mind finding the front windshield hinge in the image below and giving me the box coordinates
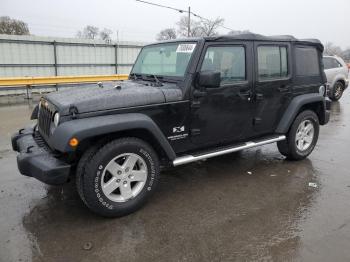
[130,73,140,80]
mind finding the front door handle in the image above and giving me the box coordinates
[278,85,289,92]
[193,89,207,98]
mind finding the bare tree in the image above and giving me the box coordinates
[99,28,113,43]
[0,16,29,35]
[324,42,343,56]
[342,48,350,62]
[156,28,177,41]
[167,16,225,38]
[76,25,99,39]
[176,16,202,37]
[199,17,224,37]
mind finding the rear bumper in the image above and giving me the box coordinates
[324,99,331,125]
[11,126,71,185]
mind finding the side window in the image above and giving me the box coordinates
[335,59,342,68]
[200,46,246,85]
[323,57,341,70]
[295,47,320,76]
[323,57,334,69]
[329,58,341,68]
[257,46,288,80]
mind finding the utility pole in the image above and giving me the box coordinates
[188,6,191,37]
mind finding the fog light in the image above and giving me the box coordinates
[69,137,79,147]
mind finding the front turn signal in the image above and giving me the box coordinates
[69,137,79,147]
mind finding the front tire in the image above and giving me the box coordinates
[330,81,344,101]
[277,110,319,160]
[77,138,160,217]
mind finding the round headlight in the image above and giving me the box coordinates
[319,85,326,96]
[53,112,60,127]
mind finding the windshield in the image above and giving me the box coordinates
[131,42,197,78]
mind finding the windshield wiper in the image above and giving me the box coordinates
[146,74,163,87]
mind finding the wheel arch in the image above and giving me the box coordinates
[276,93,327,134]
[329,75,346,90]
[337,79,346,87]
[49,113,176,161]
[77,128,172,163]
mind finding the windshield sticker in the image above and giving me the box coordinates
[176,44,196,53]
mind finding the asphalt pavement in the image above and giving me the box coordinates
[0,92,350,262]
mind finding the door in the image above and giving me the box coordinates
[190,42,255,146]
[253,43,292,135]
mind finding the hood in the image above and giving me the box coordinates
[45,80,183,115]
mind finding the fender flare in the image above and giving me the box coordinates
[49,113,176,160]
[275,93,327,134]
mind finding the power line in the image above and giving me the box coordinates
[135,0,186,13]
[135,0,234,33]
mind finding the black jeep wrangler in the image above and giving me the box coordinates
[12,34,330,217]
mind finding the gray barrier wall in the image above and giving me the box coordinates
[0,34,146,77]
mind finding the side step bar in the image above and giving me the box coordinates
[173,135,286,166]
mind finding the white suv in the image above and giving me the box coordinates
[323,56,349,101]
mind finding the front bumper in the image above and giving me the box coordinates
[11,126,71,185]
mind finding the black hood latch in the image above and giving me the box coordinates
[69,105,79,119]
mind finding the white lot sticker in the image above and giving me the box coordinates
[176,44,196,53]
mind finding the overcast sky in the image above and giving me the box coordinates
[2,0,349,48]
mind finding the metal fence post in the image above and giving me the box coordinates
[53,41,58,91]
[25,85,32,99]
[115,44,118,74]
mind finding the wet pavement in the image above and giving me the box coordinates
[1,93,350,262]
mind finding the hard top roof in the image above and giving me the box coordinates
[154,33,323,49]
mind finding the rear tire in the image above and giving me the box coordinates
[329,81,344,101]
[77,137,160,217]
[277,110,319,160]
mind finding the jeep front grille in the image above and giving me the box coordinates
[33,131,50,151]
[38,100,55,137]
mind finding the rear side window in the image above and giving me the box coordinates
[295,47,320,76]
[257,46,288,80]
[323,57,342,69]
[201,46,246,85]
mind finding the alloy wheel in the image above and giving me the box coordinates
[101,153,148,202]
[295,120,315,151]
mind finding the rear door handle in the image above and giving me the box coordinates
[256,93,264,100]
[238,90,252,101]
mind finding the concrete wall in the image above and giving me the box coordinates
[0,34,146,77]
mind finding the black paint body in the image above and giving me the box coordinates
[12,34,330,184]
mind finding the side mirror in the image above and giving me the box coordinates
[198,71,221,88]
